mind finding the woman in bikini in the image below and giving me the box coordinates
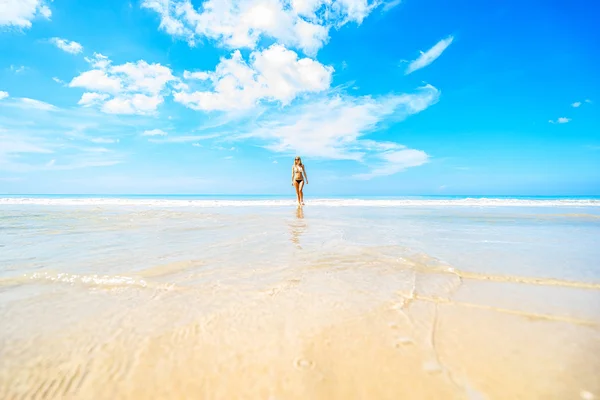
[291,156,308,205]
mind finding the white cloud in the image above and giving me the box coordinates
[78,92,110,107]
[405,35,454,75]
[174,44,333,111]
[111,61,176,94]
[70,70,123,94]
[84,53,111,70]
[102,94,164,115]
[183,70,211,80]
[238,84,439,177]
[52,77,65,84]
[549,117,570,124]
[50,37,84,54]
[381,0,401,12]
[141,0,194,43]
[572,99,593,107]
[142,129,168,136]
[39,4,51,18]
[0,96,58,111]
[18,98,58,111]
[0,0,52,28]
[69,55,177,115]
[354,147,429,179]
[11,65,26,74]
[141,0,379,54]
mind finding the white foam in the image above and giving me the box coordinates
[0,197,599,207]
[0,271,178,290]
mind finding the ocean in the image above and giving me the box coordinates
[1,195,599,399]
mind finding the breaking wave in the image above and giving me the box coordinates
[1,197,599,207]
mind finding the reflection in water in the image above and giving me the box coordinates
[289,206,306,248]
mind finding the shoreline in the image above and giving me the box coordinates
[1,197,600,207]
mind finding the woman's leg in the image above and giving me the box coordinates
[298,180,305,204]
[293,181,301,204]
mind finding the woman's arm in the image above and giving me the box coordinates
[303,166,308,184]
[291,166,295,185]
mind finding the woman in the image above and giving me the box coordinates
[291,156,308,205]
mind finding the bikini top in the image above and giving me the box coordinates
[294,165,303,173]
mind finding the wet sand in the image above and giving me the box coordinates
[1,205,599,399]
[1,267,598,399]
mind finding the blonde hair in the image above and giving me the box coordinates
[294,156,303,166]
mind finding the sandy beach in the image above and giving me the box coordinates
[1,200,599,399]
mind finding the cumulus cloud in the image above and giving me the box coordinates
[236,84,439,177]
[174,44,333,111]
[0,0,51,28]
[70,70,123,94]
[0,91,8,100]
[50,38,84,54]
[84,53,112,70]
[405,35,454,75]
[141,0,379,54]
[102,94,164,115]
[68,53,177,115]
[69,44,331,115]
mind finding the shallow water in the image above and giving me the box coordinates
[1,201,599,399]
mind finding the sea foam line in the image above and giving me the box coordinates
[1,198,599,207]
[0,271,177,291]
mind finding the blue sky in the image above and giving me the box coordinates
[0,0,599,195]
